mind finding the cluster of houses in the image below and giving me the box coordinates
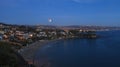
[0,23,97,47]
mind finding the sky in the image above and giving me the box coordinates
[0,0,120,26]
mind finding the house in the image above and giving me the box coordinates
[51,31,57,35]
[3,34,8,39]
[0,31,5,34]
[47,31,57,37]
[0,34,3,40]
[15,31,26,40]
[9,33,15,41]
[37,31,47,37]
[60,30,66,36]
[24,33,33,39]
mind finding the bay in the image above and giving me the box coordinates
[34,31,120,67]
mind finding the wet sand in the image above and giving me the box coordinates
[19,39,61,66]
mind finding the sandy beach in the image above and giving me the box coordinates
[19,39,61,66]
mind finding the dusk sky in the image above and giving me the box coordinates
[0,0,120,26]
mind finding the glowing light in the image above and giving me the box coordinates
[29,34,33,37]
[48,18,52,22]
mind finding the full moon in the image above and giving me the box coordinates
[48,18,52,22]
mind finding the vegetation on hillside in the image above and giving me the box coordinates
[0,41,27,67]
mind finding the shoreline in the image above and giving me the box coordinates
[19,39,62,65]
[18,36,98,66]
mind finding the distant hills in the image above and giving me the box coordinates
[0,22,120,31]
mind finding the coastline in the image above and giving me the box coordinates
[19,39,62,65]
[18,34,99,66]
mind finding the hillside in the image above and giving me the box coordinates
[0,41,28,67]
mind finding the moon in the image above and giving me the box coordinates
[48,18,52,22]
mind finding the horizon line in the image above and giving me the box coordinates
[0,22,120,27]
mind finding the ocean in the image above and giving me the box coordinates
[34,31,120,67]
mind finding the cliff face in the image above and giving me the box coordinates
[0,41,28,67]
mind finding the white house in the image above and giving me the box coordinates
[0,35,3,40]
[0,31,5,34]
[37,32,47,37]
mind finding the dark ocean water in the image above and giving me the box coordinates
[34,31,120,67]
